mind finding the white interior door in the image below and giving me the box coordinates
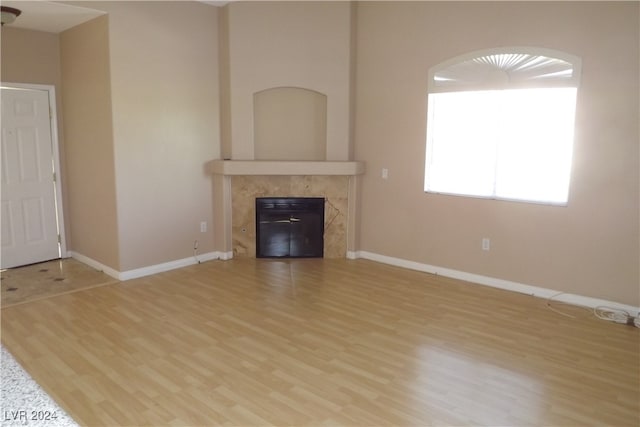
[1,87,60,268]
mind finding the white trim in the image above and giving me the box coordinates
[68,251,120,280]
[196,252,222,263]
[353,251,640,316]
[69,251,226,281]
[1,82,68,260]
[218,251,234,261]
[118,252,222,281]
[346,251,358,260]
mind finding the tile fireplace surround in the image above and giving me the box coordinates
[211,160,364,259]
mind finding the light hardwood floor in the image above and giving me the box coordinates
[1,258,638,426]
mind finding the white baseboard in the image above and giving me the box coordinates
[118,252,222,281]
[69,251,225,281]
[352,250,640,316]
[67,249,640,316]
[67,251,121,280]
[346,251,358,260]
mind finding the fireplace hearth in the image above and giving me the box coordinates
[256,197,325,258]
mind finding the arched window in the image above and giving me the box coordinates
[424,47,581,205]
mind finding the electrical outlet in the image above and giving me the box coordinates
[200,221,207,233]
[382,168,389,179]
[482,238,490,251]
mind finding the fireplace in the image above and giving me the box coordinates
[256,197,325,258]
[211,161,364,258]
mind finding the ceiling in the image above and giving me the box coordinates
[1,1,106,33]
[1,1,226,34]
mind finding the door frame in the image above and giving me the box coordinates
[1,82,68,258]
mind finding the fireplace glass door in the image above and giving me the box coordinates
[256,197,324,258]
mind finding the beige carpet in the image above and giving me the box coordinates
[1,258,117,308]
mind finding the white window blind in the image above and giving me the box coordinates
[424,48,581,205]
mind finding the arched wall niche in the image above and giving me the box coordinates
[253,86,328,161]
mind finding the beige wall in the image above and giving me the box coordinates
[1,27,60,86]
[3,2,220,272]
[218,6,232,160]
[354,2,639,306]
[91,1,220,271]
[60,15,120,269]
[254,87,327,160]
[4,1,637,306]
[222,1,353,161]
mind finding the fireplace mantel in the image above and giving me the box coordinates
[210,160,365,176]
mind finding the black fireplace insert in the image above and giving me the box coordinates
[256,197,325,258]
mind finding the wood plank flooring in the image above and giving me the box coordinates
[1,258,638,426]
